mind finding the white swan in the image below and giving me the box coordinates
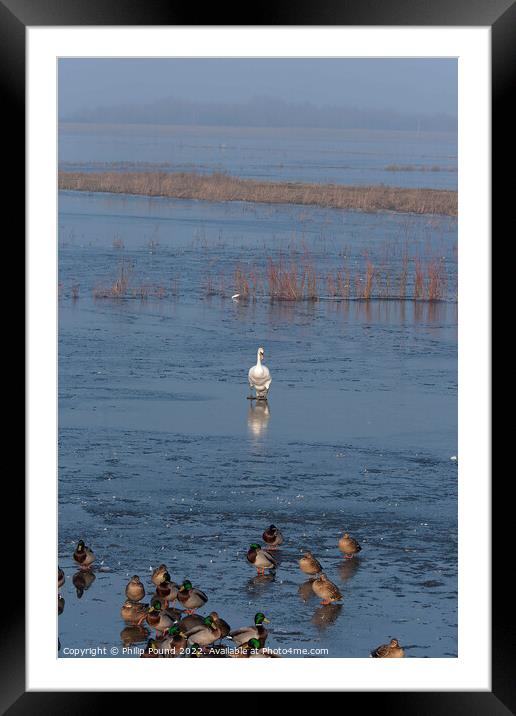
[248,346,272,400]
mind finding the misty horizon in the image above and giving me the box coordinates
[59,58,457,133]
[61,95,456,133]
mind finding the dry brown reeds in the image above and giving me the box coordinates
[59,170,457,216]
[92,260,176,300]
[222,250,453,303]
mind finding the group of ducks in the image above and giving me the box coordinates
[120,567,275,658]
[59,528,405,659]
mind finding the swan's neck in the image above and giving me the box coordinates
[256,352,262,367]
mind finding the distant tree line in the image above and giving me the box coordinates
[62,96,457,132]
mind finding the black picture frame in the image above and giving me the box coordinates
[9,0,503,708]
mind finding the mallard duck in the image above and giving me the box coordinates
[299,551,323,575]
[246,543,277,574]
[229,612,270,647]
[159,625,188,657]
[262,524,284,550]
[72,569,96,598]
[245,637,280,658]
[155,571,178,607]
[178,613,205,632]
[311,573,343,605]
[248,347,272,400]
[142,599,176,636]
[209,611,231,640]
[73,540,95,569]
[58,567,65,590]
[371,638,405,658]
[185,615,224,646]
[181,612,230,640]
[125,575,145,602]
[338,532,362,558]
[120,600,148,624]
[151,564,169,588]
[177,580,208,614]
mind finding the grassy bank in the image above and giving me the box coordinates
[58,170,457,216]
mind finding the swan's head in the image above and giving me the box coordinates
[257,346,265,360]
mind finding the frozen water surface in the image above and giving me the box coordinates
[58,185,457,659]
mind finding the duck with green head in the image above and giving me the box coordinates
[229,612,270,647]
[185,614,223,646]
[244,637,280,658]
[177,580,208,614]
[246,543,277,575]
[140,599,176,637]
[73,540,95,570]
[160,625,188,657]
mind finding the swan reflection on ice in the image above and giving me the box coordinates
[247,401,270,438]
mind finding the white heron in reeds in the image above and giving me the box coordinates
[248,347,272,401]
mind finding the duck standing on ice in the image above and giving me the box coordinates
[248,346,272,401]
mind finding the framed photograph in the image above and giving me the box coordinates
[11,0,503,706]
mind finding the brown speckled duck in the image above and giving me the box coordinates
[299,551,323,576]
[262,524,284,550]
[246,543,277,575]
[338,532,362,559]
[125,575,145,602]
[209,611,231,640]
[151,564,169,588]
[371,638,405,658]
[311,573,343,605]
[120,600,148,624]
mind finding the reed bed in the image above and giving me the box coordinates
[59,170,457,216]
[223,251,451,302]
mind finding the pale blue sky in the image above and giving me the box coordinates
[59,58,457,119]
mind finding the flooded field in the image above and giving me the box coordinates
[59,124,458,190]
[58,189,457,658]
